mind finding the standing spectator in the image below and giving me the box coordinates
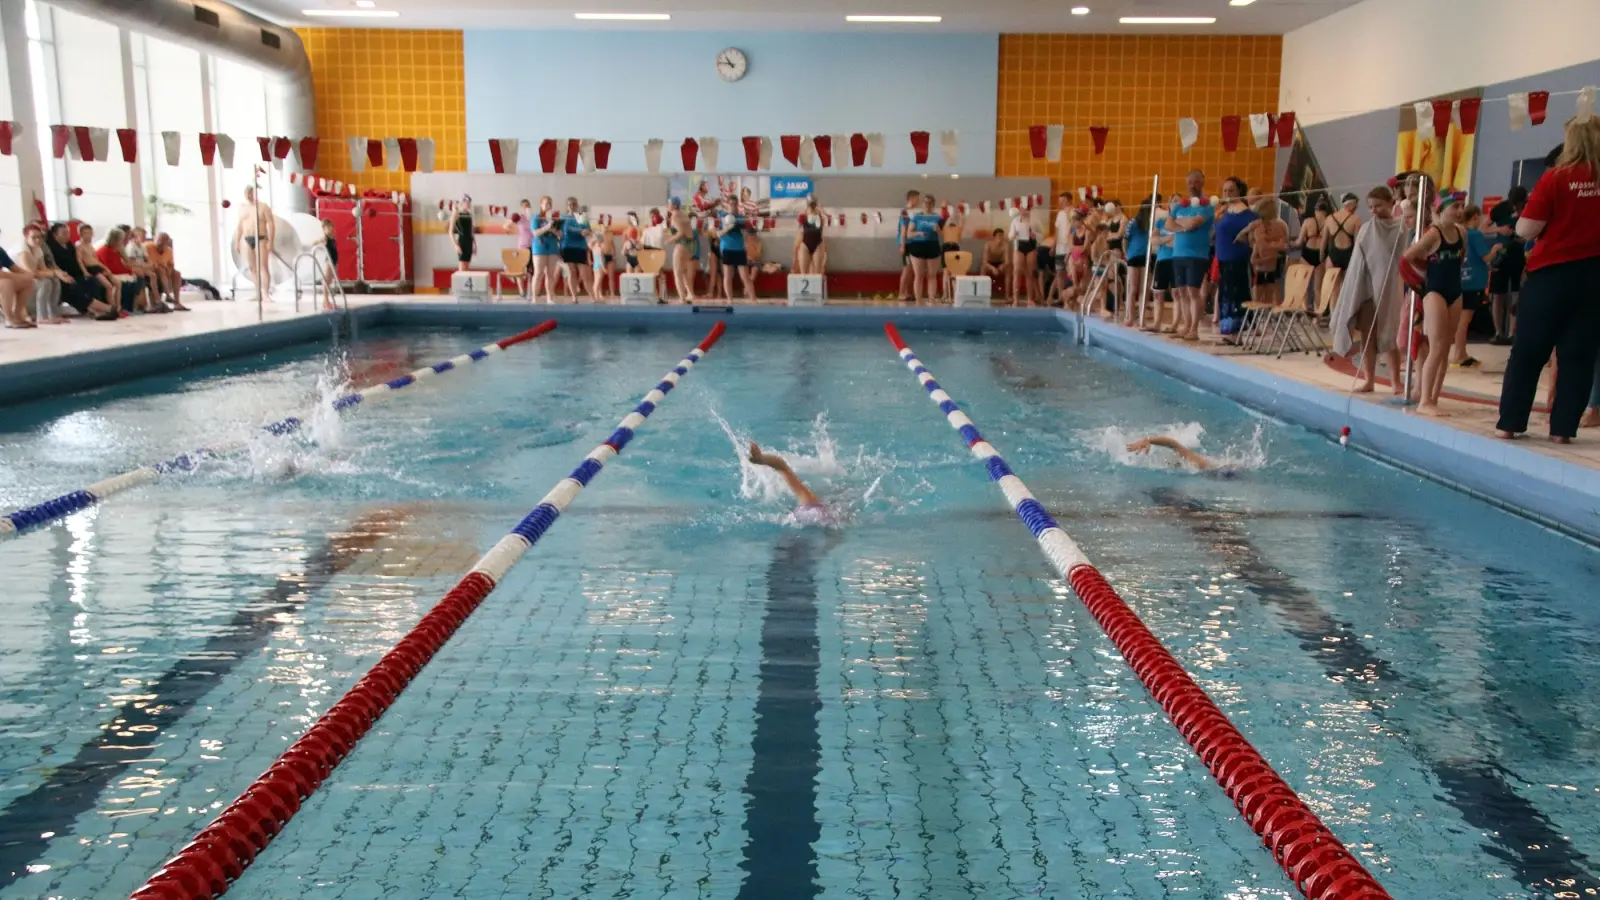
[1496,115,1600,443]
[144,232,189,310]
[0,230,37,328]
[1330,186,1407,394]
[1244,196,1289,310]
[45,223,115,319]
[16,225,68,324]
[1212,178,1256,338]
[96,228,155,313]
[1451,205,1498,368]
[235,185,277,294]
[1168,176,1215,342]
[1487,185,1528,344]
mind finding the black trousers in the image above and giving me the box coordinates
[1496,256,1600,437]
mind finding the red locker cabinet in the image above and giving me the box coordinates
[313,192,414,291]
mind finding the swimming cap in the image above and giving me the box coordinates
[669,197,682,209]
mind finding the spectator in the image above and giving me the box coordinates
[1452,205,1499,368]
[236,185,277,294]
[75,224,122,315]
[1496,115,1600,443]
[95,227,154,314]
[144,232,189,310]
[1330,186,1407,394]
[44,223,115,320]
[1212,177,1256,338]
[0,229,37,328]
[1487,185,1528,344]
[16,225,68,324]
[1241,196,1289,310]
[121,225,172,312]
[1169,173,1215,342]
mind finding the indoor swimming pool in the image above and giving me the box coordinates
[1,323,1597,900]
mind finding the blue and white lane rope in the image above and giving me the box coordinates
[882,323,1090,576]
[464,320,728,584]
[0,320,558,539]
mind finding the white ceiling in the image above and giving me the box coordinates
[266,0,1366,33]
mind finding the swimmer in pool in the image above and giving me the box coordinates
[1127,436,1238,477]
[748,441,834,524]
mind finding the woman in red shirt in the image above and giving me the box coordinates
[1496,116,1600,442]
[94,228,151,313]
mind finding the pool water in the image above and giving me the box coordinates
[1,326,1597,900]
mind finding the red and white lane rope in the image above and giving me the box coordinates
[883,322,1392,900]
[0,320,558,540]
[126,321,727,900]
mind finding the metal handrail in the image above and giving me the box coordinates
[293,246,347,312]
[1076,250,1118,345]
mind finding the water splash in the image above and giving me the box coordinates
[1086,422,1268,474]
[232,363,364,482]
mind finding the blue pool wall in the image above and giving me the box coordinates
[3,302,1596,545]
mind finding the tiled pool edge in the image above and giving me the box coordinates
[1077,314,1600,545]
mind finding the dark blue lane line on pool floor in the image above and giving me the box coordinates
[737,530,830,900]
[0,516,399,890]
[1149,489,1600,898]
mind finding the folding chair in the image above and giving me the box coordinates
[498,249,531,299]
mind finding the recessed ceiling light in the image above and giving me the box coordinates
[1119,16,1217,24]
[1229,0,1258,5]
[846,15,942,23]
[302,9,398,16]
[574,12,671,19]
[354,1,375,7]
[1071,6,1090,14]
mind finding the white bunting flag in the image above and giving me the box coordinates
[348,136,368,173]
[1249,113,1271,148]
[1045,124,1064,162]
[1415,101,1436,140]
[1579,86,1598,119]
[699,136,719,171]
[798,136,815,171]
[161,130,181,166]
[1178,118,1199,152]
[580,138,597,173]
[1508,92,1530,132]
[383,137,402,171]
[417,138,435,173]
[759,136,773,171]
[643,138,663,174]
[831,133,850,170]
[940,129,959,166]
[867,132,885,168]
[217,134,236,168]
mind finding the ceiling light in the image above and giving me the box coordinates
[1119,16,1217,24]
[574,12,671,19]
[1229,0,1258,5]
[354,1,375,6]
[846,15,942,23]
[1071,6,1089,14]
[302,9,399,16]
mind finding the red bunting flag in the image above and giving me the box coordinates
[780,135,801,166]
[1028,125,1047,159]
[116,128,137,163]
[489,137,518,174]
[397,137,418,172]
[594,141,611,170]
[273,136,291,160]
[366,139,383,168]
[199,133,218,166]
[1530,90,1550,125]
[813,134,833,168]
[849,133,868,168]
[909,130,930,165]
[0,121,14,157]
[680,137,699,171]
[538,139,558,173]
[1220,116,1241,152]
[742,136,762,171]
[50,125,70,160]
[1457,99,1480,135]
[73,126,94,161]
[1089,126,1109,155]
[1276,111,1296,145]
[565,138,580,174]
[1431,99,1455,136]
[297,137,319,169]
[257,136,272,162]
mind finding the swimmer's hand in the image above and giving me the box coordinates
[1126,438,1154,455]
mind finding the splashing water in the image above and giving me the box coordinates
[708,409,923,527]
[233,364,365,482]
[1086,421,1268,473]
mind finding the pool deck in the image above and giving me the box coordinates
[4,295,1597,543]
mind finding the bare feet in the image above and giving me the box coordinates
[1550,435,1574,445]
[1581,409,1600,428]
[1416,403,1449,418]
[1353,384,1376,394]
[1494,430,1521,440]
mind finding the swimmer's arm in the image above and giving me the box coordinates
[1128,436,1214,470]
[748,442,823,508]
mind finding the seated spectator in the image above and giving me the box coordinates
[16,225,69,324]
[143,232,189,311]
[95,227,155,314]
[45,222,115,319]
[0,229,38,328]
[75,224,122,315]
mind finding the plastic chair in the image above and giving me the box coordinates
[942,250,973,302]
[1317,266,1340,316]
[636,249,667,275]
[1261,263,1325,356]
[499,249,531,299]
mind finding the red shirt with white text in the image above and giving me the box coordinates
[1523,163,1600,271]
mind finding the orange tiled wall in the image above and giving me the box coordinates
[295,28,466,194]
[997,35,1281,205]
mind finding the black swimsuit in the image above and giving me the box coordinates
[1425,225,1464,303]
[1326,215,1358,269]
[801,218,824,253]
[453,213,475,262]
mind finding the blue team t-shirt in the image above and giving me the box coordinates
[1155,219,1174,261]
[1463,227,1492,291]
[720,214,746,253]
[533,216,561,256]
[560,216,588,250]
[908,212,943,245]
[1172,204,1214,259]
[1124,218,1149,260]
[1215,208,1258,263]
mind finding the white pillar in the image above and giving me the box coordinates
[0,0,49,233]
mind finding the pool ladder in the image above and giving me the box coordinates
[1076,250,1118,345]
[292,247,348,313]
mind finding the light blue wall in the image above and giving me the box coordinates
[1471,59,1600,197]
[463,31,998,176]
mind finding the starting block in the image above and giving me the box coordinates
[451,270,491,303]
[619,273,659,305]
[787,273,826,306]
[952,275,992,308]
